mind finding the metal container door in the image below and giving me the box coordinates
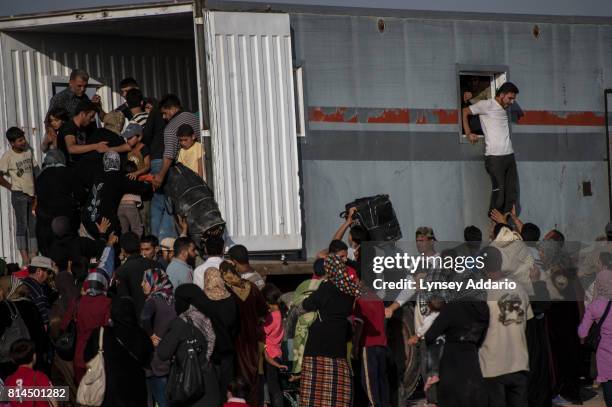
[202,11,302,251]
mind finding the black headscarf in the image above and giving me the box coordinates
[174,284,208,315]
[111,296,153,364]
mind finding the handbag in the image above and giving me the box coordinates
[77,327,106,406]
[56,301,78,361]
[584,301,612,352]
[166,319,206,406]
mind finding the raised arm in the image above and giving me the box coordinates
[462,106,478,144]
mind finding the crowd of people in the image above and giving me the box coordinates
[0,67,610,407]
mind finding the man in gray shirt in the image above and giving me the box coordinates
[166,236,197,291]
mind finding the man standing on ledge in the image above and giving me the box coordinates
[463,82,519,216]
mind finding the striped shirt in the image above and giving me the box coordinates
[131,112,149,127]
[163,111,200,160]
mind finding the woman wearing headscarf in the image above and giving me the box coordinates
[157,283,220,406]
[220,261,268,406]
[35,149,79,256]
[49,265,80,404]
[423,255,490,407]
[579,253,612,406]
[81,151,151,238]
[195,267,239,402]
[61,269,111,383]
[0,276,48,380]
[299,255,361,407]
[140,267,176,407]
[84,296,154,407]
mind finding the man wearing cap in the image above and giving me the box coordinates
[158,237,176,270]
[22,256,57,327]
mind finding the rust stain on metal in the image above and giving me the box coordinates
[518,111,604,126]
[433,109,459,124]
[367,109,409,123]
[309,107,350,122]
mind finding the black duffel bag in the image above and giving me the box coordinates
[341,194,402,241]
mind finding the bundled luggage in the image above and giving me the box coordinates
[164,163,226,248]
[341,194,402,241]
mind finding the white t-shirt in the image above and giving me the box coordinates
[478,278,533,378]
[193,256,223,290]
[469,99,513,156]
[0,148,37,196]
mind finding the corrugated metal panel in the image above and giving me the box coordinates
[0,30,198,262]
[204,11,302,251]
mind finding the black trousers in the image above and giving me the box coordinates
[603,380,612,407]
[485,371,529,407]
[484,153,518,214]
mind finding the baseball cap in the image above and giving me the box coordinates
[103,111,125,135]
[160,237,176,252]
[416,226,436,240]
[30,256,57,272]
[122,122,143,140]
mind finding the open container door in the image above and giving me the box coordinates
[202,11,302,251]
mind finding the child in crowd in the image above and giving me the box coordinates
[117,160,144,236]
[261,283,287,407]
[41,107,69,152]
[122,123,151,233]
[224,378,250,407]
[4,339,58,407]
[0,127,38,266]
[176,124,204,178]
[353,287,390,407]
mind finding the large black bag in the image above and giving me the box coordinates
[55,303,77,361]
[584,300,612,352]
[166,321,206,406]
[164,163,225,248]
[0,301,30,363]
[342,194,402,241]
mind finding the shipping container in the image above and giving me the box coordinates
[0,0,610,264]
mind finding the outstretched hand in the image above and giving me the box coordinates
[96,217,111,234]
[489,209,507,225]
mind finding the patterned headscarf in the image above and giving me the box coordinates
[324,254,362,297]
[143,268,174,305]
[42,149,66,170]
[220,261,251,302]
[203,268,230,301]
[84,269,109,297]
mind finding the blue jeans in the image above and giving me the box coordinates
[150,159,177,240]
[11,191,37,252]
[147,375,168,407]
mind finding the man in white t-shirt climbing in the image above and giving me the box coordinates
[462,82,519,216]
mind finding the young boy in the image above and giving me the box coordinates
[0,128,38,266]
[224,378,250,407]
[4,339,58,407]
[353,288,390,407]
[176,124,204,178]
[120,123,151,235]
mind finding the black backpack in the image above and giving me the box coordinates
[0,301,31,363]
[166,320,206,406]
[342,194,402,241]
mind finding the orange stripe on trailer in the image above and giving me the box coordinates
[517,110,604,126]
[366,108,410,124]
[309,107,350,122]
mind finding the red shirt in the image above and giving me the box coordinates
[223,399,249,407]
[354,293,387,348]
[5,366,52,407]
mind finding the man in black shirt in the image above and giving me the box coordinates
[57,101,108,167]
[115,77,139,121]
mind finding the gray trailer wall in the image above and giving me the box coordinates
[292,14,612,256]
[0,29,197,261]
